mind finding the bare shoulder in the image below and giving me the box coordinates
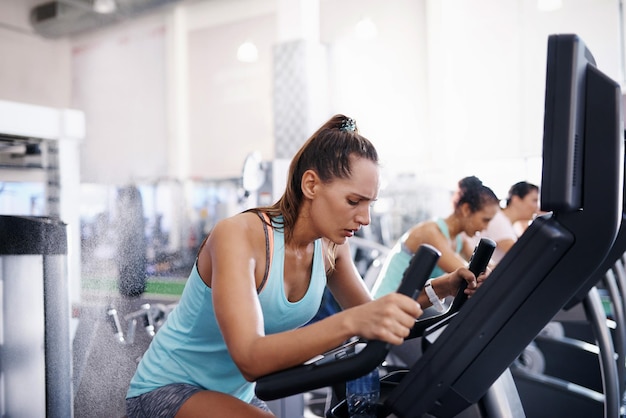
[405,220,441,251]
[212,211,262,233]
[324,237,351,260]
[408,220,440,240]
[323,237,355,283]
[197,212,267,286]
[206,212,266,253]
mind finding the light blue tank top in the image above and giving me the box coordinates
[430,218,463,278]
[372,218,462,298]
[126,216,327,402]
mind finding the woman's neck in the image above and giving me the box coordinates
[288,216,319,251]
[444,215,461,239]
[502,206,519,224]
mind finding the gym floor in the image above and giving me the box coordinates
[72,286,176,418]
[72,275,326,418]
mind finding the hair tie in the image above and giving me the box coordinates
[340,118,356,132]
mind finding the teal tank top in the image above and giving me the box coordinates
[126,215,327,402]
[372,218,462,299]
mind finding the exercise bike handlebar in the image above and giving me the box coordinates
[407,237,496,340]
[254,244,441,401]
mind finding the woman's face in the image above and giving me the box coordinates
[309,156,379,245]
[517,189,540,221]
[464,203,499,237]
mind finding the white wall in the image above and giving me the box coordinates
[320,0,429,182]
[0,0,71,108]
[424,0,623,198]
[0,0,624,198]
[70,15,170,184]
[187,10,276,179]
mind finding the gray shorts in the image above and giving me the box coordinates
[126,383,271,418]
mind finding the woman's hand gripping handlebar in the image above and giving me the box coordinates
[254,244,441,401]
[406,237,496,340]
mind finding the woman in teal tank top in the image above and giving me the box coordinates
[126,115,483,418]
[372,176,500,300]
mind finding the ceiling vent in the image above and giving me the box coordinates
[30,0,183,39]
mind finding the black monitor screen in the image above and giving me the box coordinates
[540,34,595,212]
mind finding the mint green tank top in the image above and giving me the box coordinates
[372,218,462,298]
[126,215,327,402]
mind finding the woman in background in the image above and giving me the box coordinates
[369,176,498,368]
[372,176,499,302]
[475,181,539,265]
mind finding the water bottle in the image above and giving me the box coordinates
[345,368,380,418]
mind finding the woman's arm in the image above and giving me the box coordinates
[208,220,421,382]
[325,239,372,309]
[460,238,476,261]
[401,223,484,303]
[494,238,515,255]
[429,267,483,299]
[406,222,467,273]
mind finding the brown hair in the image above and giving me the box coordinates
[252,114,378,270]
[506,181,539,207]
[453,176,499,213]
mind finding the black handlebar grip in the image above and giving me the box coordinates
[452,237,496,302]
[407,237,496,339]
[254,244,441,401]
[396,243,442,298]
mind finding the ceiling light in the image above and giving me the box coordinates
[355,17,378,40]
[237,41,258,63]
[93,0,117,14]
